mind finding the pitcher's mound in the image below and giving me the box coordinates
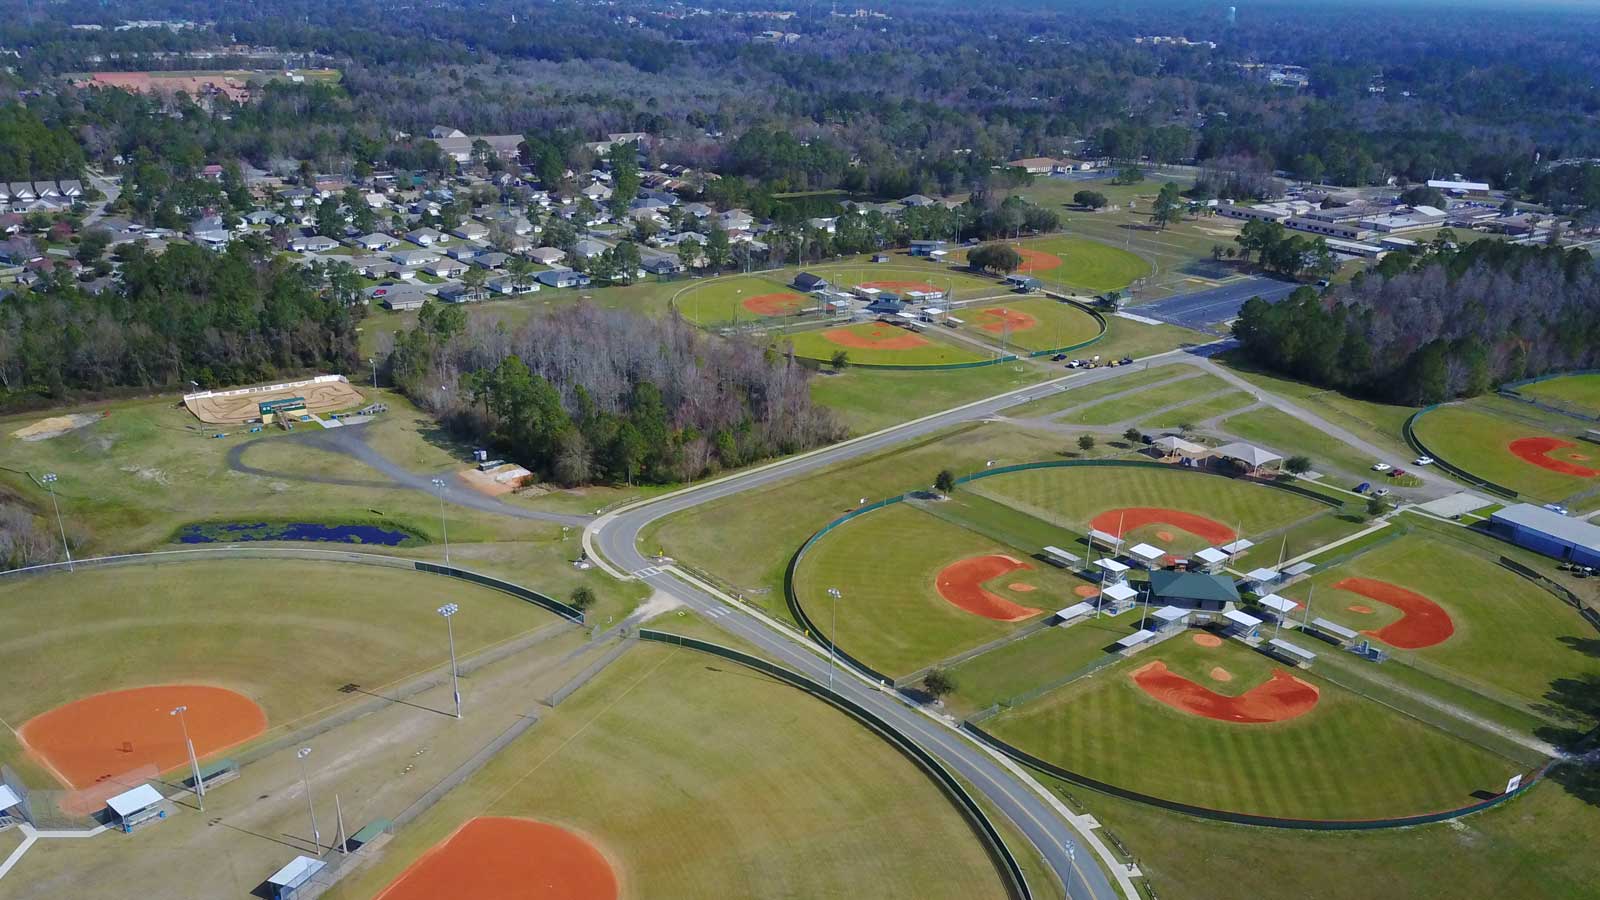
[1192,632,1223,648]
[1209,667,1234,682]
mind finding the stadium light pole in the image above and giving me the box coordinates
[170,706,204,811]
[297,747,322,855]
[438,603,462,719]
[430,477,450,564]
[826,588,842,694]
[40,473,72,572]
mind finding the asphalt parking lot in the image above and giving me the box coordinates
[1136,276,1300,332]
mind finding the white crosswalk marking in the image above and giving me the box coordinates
[632,566,661,578]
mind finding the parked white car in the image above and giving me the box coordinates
[1413,456,1434,466]
[1371,462,1392,473]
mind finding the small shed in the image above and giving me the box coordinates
[1128,543,1166,568]
[1101,581,1140,610]
[1257,593,1300,621]
[106,783,166,833]
[266,855,326,899]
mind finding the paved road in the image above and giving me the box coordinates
[586,359,1219,900]
[1136,276,1299,332]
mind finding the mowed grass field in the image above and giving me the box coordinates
[960,296,1103,353]
[1056,372,1233,426]
[946,608,1145,717]
[795,501,1078,676]
[1412,403,1600,503]
[676,273,818,325]
[966,464,1325,557]
[325,643,1012,900]
[1516,373,1600,418]
[950,235,1150,295]
[783,321,991,366]
[793,262,1002,301]
[987,636,1520,819]
[0,560,549,788]
[1283,534,1600,717]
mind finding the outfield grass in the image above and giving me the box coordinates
[967,464,1325,557]
[813,364,1053,435]
[945,609,1145,717]
[960,296,1103,353]
[988,637,1519,819]
[1282,534,1600,718]
[1215,353,1419,459]
[795,502,1077,676]
[1072,775,1600,900]
[1413,404,1599,503]
[676,273,818,326]
[1057,373,1234,426]
[783,321,992,366]
[1220,406,1385,479]
[1139,390,1255,430]
[953,235,1151,295]
[0,559,550,788]
[1002,367,1185,419]
[1517,373,1600,418]
[325,643,1010,900]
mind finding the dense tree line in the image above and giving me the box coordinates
[387,303,843,486]
[1233,242,1600,405]
[0,104,85,180]
[0,239,362,401]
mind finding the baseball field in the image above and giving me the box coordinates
[985,634,1523,819]
[675,274,823,326]
[960,297,1103,353]
[325,642,1013,900]
[783,321,992,367]
[0,559,550,791]
[1412,402,1600,505]
[1281,534,1600,718]
[953,236,1150,294]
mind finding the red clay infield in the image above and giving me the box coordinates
[1090,508,1236,545]
[935,554,1043,621]
[1132,662,1320,724]
[742,292,807,316]
[1014,248,1063,273]
[859,280,942,294]
[1331,577,1454,649]
[821,325,930,350]
[20,684,267,790]
[1508,436,1600,478]
[976,307,1040,334]
[375,817,619,900]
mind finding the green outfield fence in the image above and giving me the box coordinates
[784,459,1346,685]
[961,722,1552,831]
[1498,369,1600,422]
[639,630,1031,900]
[1403,407,1520,499]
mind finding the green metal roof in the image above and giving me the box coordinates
[1148,569,1240,604]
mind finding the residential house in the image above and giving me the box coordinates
[717,209,754,231]
[529,247,565,266]
[474,252,510,269]
[390,248,441,267]
[406,227,448,246]
[56,180,83,199]
[682,202,714,219]
[488,275,540,295]
[1006,157,1059,174]
[536,268,591,288]
[500,234,535,254]
[572,238,610,259]
[900,194,937,207]
[580,182,613,202]
[355,233,399,251]
[289,235,339,253]
[369,284,428,310]
[807,217,838,234]
[452,222,489,242]
[278,187,314,208]
[446,245,482,262]
[425,259,469,278]
[640,253,683,276]
[244,209,285,226]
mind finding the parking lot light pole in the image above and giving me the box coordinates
[826,588,842,693]
[170,706,203,810]
[430,477,450,564]
[438,603,462,718]
[297,748,321,854]
[41,473,72,572]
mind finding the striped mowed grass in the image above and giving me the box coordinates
[986,636,1521,819]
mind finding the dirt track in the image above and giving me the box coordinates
[185,379,365,425]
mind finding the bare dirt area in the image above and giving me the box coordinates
[184,377,365,425]
[10,413,103,442]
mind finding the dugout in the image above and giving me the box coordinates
[266,855,325,899]
[106,783,166,833]
[0,785,21,823]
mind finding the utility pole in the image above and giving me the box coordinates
[438,603,462,718]
[41,473,72,572]
[826,587,842,693]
